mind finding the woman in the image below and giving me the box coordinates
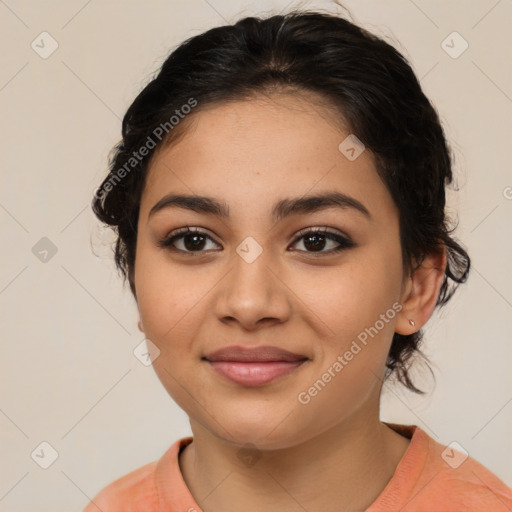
[84,8,512,512]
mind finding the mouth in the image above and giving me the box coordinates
[202,345,309,387]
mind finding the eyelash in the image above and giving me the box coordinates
[156,226,356,256]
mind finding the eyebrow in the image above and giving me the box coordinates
[148,191,371,222]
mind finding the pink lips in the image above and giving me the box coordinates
[204,345,308,387]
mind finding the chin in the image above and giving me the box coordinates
[202,410,318,451]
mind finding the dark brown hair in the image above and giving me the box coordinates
[92,9,470,394]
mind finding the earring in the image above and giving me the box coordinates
[409,319,416,327]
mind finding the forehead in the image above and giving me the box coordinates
[140,94,396,223]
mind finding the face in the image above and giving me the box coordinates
[134,93,408,449]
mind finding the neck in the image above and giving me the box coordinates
[179,410,410,512]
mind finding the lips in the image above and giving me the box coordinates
[203,345,309,387]
[203,345,308,363]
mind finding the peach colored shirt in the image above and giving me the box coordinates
[82,423,512,511]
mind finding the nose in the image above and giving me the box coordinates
[213,245,292,331]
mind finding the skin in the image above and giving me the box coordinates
[133,91,447,512]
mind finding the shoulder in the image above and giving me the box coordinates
[81,437,192,512]
[414,428,512,511]
[426,454,512,511]
[81,460,161,512]
[376,424,512,512]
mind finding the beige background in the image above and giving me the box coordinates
[1,0,511,510]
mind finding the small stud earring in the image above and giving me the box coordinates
[409,319,416,327]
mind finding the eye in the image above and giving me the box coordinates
[157,226,220,254]
[289,227,355,255]
[157,226,355,256]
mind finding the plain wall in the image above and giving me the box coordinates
[0,1,511,510]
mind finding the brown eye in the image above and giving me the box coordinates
[157,227,220,253]
[290,228,355,255]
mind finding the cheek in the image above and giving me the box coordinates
[134,247,200,343]
[293,261,401,424]
[134,252,209,404]
[300,252,401,335]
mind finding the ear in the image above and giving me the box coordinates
[395,244,447,335]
